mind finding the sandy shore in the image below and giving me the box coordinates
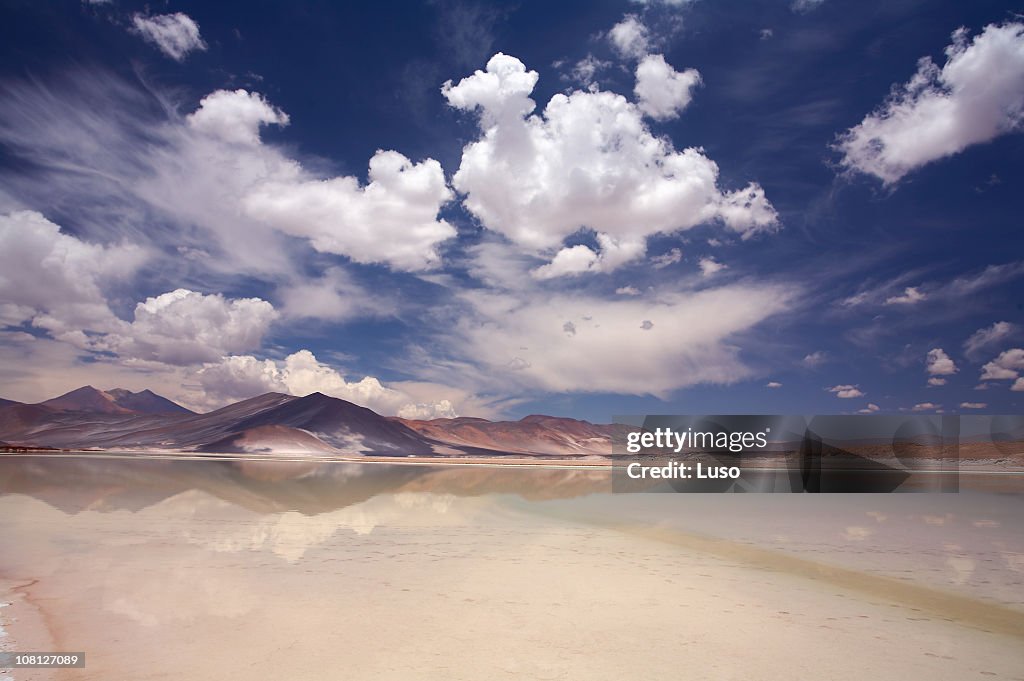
[1,461,1023,680]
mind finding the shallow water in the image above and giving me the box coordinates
[0,456,1022,680]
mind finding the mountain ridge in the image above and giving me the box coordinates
[0,387,621,458]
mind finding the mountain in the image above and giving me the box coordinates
[40,386,134,414]
[396,413,629,457]
[106,389,194,415]
[0,388,623,458]
[39,386,193,415]
[235,392,434,454]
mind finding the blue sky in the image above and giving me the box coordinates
[0,0,1022,420]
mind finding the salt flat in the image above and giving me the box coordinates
[0,457,1022,680]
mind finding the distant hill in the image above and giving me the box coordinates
[106,388,194,415]
[39,386,194,415]
[0,387,623,458]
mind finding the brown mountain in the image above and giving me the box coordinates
[39,386,193,415]
[0,388,622,458]
[395,413,629,457]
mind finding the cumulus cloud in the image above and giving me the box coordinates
[178,89,458,272]
[859,403,881,413]
[802,351,827,368]
[964,321,1018,360]
[837,22,1024,184]
[828,384,865,398]
[531,244,600,280]
[885,286,926,305]
[106,289,278,365]
[911,402,940,412]
[186,89,289,145]
[960,402,987,409]
[766,381,782,388]
[0,79,456,277]
[0,210,146,342]
[928,377,947,387]
[616,286,641,296]
[699,257,726,276]
[609,15,650,60]
[980,348,1024,381]
[443,54,777,277]
[634,54,701,120]
[131,12,207,61]
[243,148,455,271]
[926,348,958,376]
[196,350,456,417]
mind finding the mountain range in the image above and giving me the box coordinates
[0,386,625,458]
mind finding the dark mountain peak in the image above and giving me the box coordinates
[39,386,193,415]
[41,386,133,414]
[106,388,194,415]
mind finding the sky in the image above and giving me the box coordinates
[0,0,1023,420]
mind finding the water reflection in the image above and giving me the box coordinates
[0,456,1023,680]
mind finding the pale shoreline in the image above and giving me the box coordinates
[2,450,1022,472]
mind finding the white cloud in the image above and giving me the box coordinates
[842,262,1024,309]
[885,286,926,305]
[609,15,650,60]
[531,244,599,280]
[960,402,987,409]
[616,286,641,296]
[927,377,947,387]
[452,284,791,396]
[243,148,455,272]
[442,54,777,277]
[766,381,782,388]
[180,89,457,272]
[131,12,207,61]
[567,55,610,88]
[911,402,940,412]
[186,89,289,145]
[699,257,726,276]
[1013,378,1024,392]
[837,22,1024,184]
[0,210,146,342]
[802,351,827,368]
[980,348,1024,381]
[650,247,682,269]
[859,403,881,413]
[196,350,457,417]
[828,384,865,398]
[791,0,826,12]
[635,54,701,120]
[107,289,278,366]
[276,267,387,322]
[964,321,1018,360]
[926,347,958,376]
